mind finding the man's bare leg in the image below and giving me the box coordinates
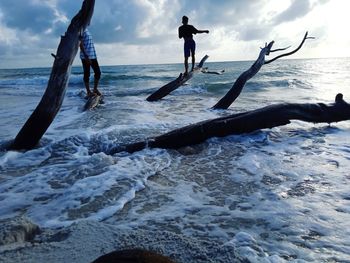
[184,57,189,76]
[93,78,101,96]
[84,81,93,97]
[191,54,195,71]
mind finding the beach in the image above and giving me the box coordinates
[1,58,350,262]
[1,218,242,262]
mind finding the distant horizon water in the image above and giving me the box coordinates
[1,55,349,70]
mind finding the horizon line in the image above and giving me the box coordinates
[0,56,348,70]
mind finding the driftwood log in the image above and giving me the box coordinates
[108,94,350,154]
[146,55,209,101]
[213,32,314,109]
[83,94,102,111]
[9,0,95,150]
[201,68,225,75]
[92,249,175,263]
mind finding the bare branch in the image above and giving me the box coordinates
[270,46,291,53]
[212,41,274,109]
[265,31,313,64]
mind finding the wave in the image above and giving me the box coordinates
[100,73,173,82]
[0,132,172,228]
[0,76,49,86]
[204,78,307,95]
[205,82,232,94]
[0,73,83,87]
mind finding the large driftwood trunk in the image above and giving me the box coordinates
[108,94,350,154]
[213,32,312,110]
[146,55,209,101]
[10,0,95,150]
[212,42,274,109]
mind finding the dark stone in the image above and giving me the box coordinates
[91,248,176,263]
[0,217,40,245]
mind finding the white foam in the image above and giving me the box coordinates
[0,147,51,169]
[0,147,172,228]
[1,59,350,261]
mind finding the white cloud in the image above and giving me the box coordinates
[135,0,180,39]
[0,13,18,46]
[0,0,349,68]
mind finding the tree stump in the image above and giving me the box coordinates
[10,0,95,150]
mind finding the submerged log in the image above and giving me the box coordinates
[9,0,95,150]
[146,55,209,101]
[83,94,102,111]
[92,249,175,263]
[201,67,225,75]
[108,94,350,154]
[213,32,313,109]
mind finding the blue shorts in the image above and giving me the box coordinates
[184,39,196,57]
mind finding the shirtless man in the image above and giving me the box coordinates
[178,16,209,76]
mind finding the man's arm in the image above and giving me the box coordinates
[178,27,183,39]
[192,26,209,34]
[197,29,209,34]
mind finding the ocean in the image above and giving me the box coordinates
[0,57,350,262]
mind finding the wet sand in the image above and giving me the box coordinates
[0,218,237,263]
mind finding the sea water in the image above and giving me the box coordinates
[0,58,350,262]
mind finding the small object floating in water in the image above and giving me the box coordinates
[83,94,103,111]
[201,67,225,75]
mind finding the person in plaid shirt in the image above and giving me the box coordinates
[80,28,102,97]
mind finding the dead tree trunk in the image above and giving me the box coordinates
[9,0,95,150]
[146,55,209,101]
[108,94,350,154]
[213,32,313,109]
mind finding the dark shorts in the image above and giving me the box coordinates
[184,39,196,57]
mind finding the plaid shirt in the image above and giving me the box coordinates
[80,29,97,59]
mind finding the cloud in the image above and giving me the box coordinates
[238,26,270,42]
[0,0,58,34]
[0,0,343,68]
[272,0,330,25]
[58,0,269,44]
[53,0,180,45]
[89,0,157,44]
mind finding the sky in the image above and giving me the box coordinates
[0,0,349,69]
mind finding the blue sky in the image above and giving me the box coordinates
[0,0,349,68]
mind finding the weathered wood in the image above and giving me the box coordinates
[92,248,175,263]
[10,0,95,150]
[201,68,225,75]
[213,32,312,109]
[212,42,274,109]
[265,32,315,64]
[83,94,102,111]
[146,55,209,101]
[108,94,350,154]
